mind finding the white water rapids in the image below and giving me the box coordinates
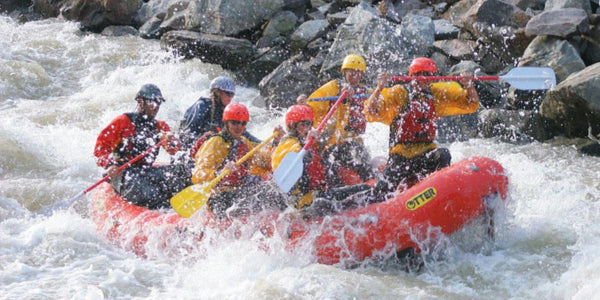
[1,17,599,299]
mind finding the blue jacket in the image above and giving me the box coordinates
[179,97,260,151]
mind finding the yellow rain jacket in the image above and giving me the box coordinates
[307,80,373,150]
[271,136,325,209]
[365,82,479,158]
[192,135,272,191]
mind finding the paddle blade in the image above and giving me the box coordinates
[273,151,306,193]
[170,183,211,218]
[500,67,556,90]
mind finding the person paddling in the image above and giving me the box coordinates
[192,103,285,218]
[272,104,371,217]
[366,57,480,200]
[306,54,379,187]
[93,84,188,209]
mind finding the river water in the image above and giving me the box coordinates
[1,16,599,299]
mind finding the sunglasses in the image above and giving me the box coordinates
[223,91,235,97]
[296,120,313,127]
[143,98,163,106]
[229,120,247,126]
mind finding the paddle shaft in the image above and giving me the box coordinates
[87,139,167,193]
[309,94,370,102]
[391,75,499,82]
[305,90,349,149]
[207,133,277,189]
[39,139,167,215]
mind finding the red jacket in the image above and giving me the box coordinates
[94,113,176,168]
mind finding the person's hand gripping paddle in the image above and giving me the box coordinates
[273,90,349,193]
[170,133,277,218]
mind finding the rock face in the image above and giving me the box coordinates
[8,0,600,155]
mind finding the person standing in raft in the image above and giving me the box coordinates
[365,57,480,200]
[271,105,371,217]
[306,54,377,187]
[193,103,285,218]
[94,84,188,209]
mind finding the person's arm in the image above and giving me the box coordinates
[431,81,480,117]
[93,114,132,168]
[366,72,390,115]
[307,80,339,125]
[365,85,408,125]
[156,120,180,154]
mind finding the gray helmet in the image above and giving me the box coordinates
[136,84,165,102]
[209,76,235,94]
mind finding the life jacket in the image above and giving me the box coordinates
[343,84,368,134]
[214,132,250,188]
[390,89,437,145]
[113,113,160,167]
[189,129,221,159]
[282,135,327,194]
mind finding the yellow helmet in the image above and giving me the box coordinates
[341,54,366,72]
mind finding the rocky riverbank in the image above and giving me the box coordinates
[2,0,600,155]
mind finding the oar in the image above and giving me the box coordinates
[170,133,277,218]
[309,94,370,101]
[38,140,167,216]
[273,90,349,193]
[391,67,556,90]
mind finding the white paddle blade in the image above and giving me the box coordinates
[500,67,556,90]
[273,150,306,193]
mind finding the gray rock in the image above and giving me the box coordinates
[541,63,600,138]
[433,19,459,40]
[290,19,330,52]
[259,56,320,108]
[160,30,256,70]
[525,8,590,38]
[519,35,586,83]
[101,25,138,36]
[478,108,554,142]
[139,15,165,39]
[544,0,592,13]
[433,39,476,61]
[185,0,285,36]
[263,10,298,37]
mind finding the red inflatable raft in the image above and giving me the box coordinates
[89,156,508,264]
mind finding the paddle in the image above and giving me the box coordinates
[391,67,556,90]
[170,133,277,218]
[309,94,370,101]
[38,140,167,216]
[273,90,349,193]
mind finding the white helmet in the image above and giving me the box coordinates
[209,76,236,94]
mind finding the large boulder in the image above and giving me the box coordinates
[321,2,428,81]
[525,8,590,38]
[259,56,320,108]
[160,30,256,70]
[185,0,285,36]
[60,0,141,32]
[540,63,600,138]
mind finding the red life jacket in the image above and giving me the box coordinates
[391,91,437,144]
[282,135,327,194]
[215,134,251,188]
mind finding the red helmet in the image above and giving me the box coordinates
[222,103,249,122]
[285,105,314,128]
[409,57,437,75]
